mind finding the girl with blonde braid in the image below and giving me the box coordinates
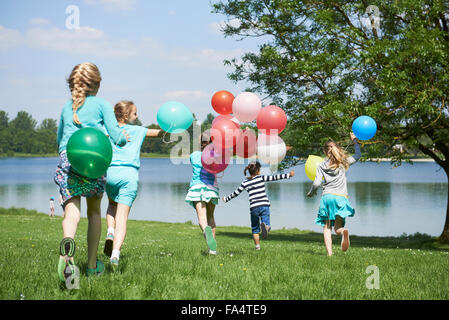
[307,132,361,256]
[55,62,129,282]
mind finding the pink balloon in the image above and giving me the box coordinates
[201,143,229,174]
[232,92,262,123]
[233,128,257,158]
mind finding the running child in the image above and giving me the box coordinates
[103,100,163,268]
[306,132,361,256]
[55,62,129,282]
[185,132,220,255]
[222,161,294,250]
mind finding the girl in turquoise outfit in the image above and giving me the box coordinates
[103,101,163,268]
[307,132,361,256]
[55,62,129,282]
[185,132,219,254]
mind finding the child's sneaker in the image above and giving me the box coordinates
[255,244,261,251]
[58,237,76,282]
[110,257,119,271]
[58,257,68,282]
[86,260,105,277]
[204,226,217,254]
[104,233,114,257]
[261,223,270,239]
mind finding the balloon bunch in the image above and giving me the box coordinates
[202,90,288,174]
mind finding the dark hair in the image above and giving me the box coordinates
[244,161,261,177]
[200,131,212,151]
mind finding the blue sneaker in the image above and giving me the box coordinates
[86,260,105,277]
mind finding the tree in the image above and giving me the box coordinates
[0,111,8,129]
[9,111,36,131]
[37,119,58,154]
[213,0,449,242]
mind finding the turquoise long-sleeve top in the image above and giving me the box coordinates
[57,96,127,153]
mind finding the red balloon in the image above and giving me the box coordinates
[233,129,257,158]
[201,143,229,174]
[211,119,242,150]
[211,90,234,115]
[212,114,233,127]
[256,105,287,135]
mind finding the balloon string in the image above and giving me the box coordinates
[161,122,175,144]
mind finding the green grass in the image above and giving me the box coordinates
[1,207,449,300]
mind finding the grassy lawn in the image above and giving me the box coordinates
[1,207,448,300]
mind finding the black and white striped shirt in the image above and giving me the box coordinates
[224,173,291,209]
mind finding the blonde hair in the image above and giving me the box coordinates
[67,62,102,125]
[114,100,135,123]
[324,140,349,170]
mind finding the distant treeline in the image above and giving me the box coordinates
[0,110,215,156]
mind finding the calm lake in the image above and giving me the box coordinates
[0,157,447,237]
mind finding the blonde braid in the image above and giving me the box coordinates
[67,62,102,125]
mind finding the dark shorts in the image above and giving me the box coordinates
[54,151,105,207]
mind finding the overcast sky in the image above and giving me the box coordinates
[0,0,266,126]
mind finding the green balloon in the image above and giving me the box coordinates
[66,127,112,179]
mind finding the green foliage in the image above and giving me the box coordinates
[0,110,215,157]
[0,110,57,154]
[213,0,449,170]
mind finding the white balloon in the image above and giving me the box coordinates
[257,134,286,165]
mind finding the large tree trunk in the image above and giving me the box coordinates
[439,168,449,244]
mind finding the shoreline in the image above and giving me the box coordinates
[0,153,436,163]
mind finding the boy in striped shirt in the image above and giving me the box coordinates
[222,161,295,250]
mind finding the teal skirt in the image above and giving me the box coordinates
[185,184,219,208]
[315,194,355,227]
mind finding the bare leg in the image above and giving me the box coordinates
[194,202,208,232]
[62,197,81,239]
[113,203,131,251]
[86,196,102,269]
[106,198,117,230]
[61,197,81,261]
[323,220,333,256]
[334,216,349,252]
[205,202,216,238]
[252,233,260,246]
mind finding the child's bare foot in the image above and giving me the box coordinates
[341,229,350,252]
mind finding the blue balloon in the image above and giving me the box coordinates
[352,116,377,140]
[157,101,193,134]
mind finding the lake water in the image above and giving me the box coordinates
[0,157,447,237]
